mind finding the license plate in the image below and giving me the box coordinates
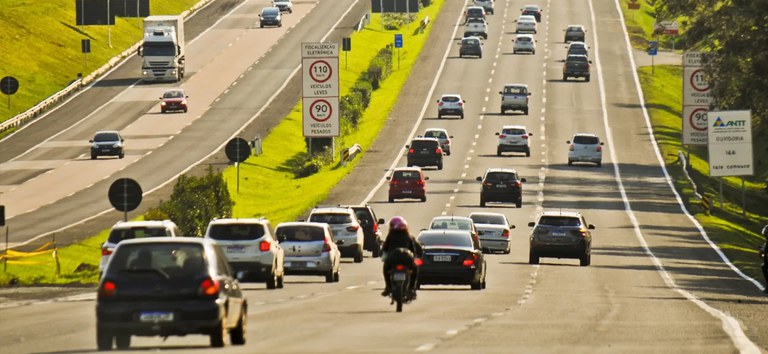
[433,255,451,262]
[402,190,412,194]
[495,184,507,188]
[392,272,407,281]
[420,151,430,154]
[227,245,245,253]
[551,231,567,237]
[306,262,317,268]
[140,311,174,323]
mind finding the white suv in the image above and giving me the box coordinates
[496,125,532,157]
[437,94,465,119]
[272,0,292,13]
[567,133,604,167]
[99,220,179,276]
[204,218,285,289]
[308,207,365,262]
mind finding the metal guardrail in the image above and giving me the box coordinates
[679,150,712,213]
[341,143,363,166]
[356,13,369,32]
[0,0,214,136]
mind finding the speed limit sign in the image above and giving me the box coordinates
[303,97,339,137]
[682,106,708,145]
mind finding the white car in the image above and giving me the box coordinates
[308,207,365,262]
[204,218,286,289]
[567,133,604,167]
[496,125,532,157]
[98,220,180,276]
[566,41,589,58]
[515,15,537,33]
[464,17,488,39]
[513,34,536,54]
[275,221,341,282]
[437,94,465,119]
[474,0,494,15]
[520,4,542,22]
[469,212,515,254]
[272,0,292,13]
[423,128,453,155]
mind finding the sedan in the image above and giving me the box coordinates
[96,237,247,350]
[469,212,515,254]
[416,230,486,290]
[160,88,188,113]
[275,222,341,282]
[90,130,124,159]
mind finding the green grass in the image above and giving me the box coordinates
[0,1,445,286]
[639,65,768,282]
[0,0,202,123]
[618,0,687,51]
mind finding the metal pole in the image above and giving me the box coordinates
[4,226,8,272]
[107,0,112,48]
[742,178,746,216]
[719,179,724,208]
[236,162,240,193]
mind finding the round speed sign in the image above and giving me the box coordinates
[309,99,333,122]
[689,108,708,131]
[309,60,333,83]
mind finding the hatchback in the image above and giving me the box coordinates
[528,210,595,266]
[272,0,292,13]
[423,128,453,155]
[96,237,246,350]
[99,220,180,276]
[308,207,365,262]
[259,7,282,27]
[477,168,526,208]
[159,88,188,113]
[90,130,125,160]
[416,230,486,290]
[387,167,428,202]
[204,218,285,289]
[496,125,532,157]
[513,34,536,54]
[469,212,515,254]
[566,41,589,58]
[406,137,443,170]
[564,25,587,42]
[458,37,483,59]
[474,0,494,15]
[275,222,341,282]
[437,94,465,118]
[464,6,486,22]
[515,15,537,33]
[567,133,604,167]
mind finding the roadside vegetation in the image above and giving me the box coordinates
[0,0,445,286]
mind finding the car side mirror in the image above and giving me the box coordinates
[498,91,503,94]
[600,142,604,145]
[476,176,482,181]
[510,225,516,229]
[405,144,410,148]
[463,100,466,103]
[528,132,533,136]
[159,96,163,100]
[449,136,454,138]
[588,60,593,64]
[386,176,391,180]
[494,132,500,136]
[528,222,535,227]
[185,95,189,98]
[377,218,385,224]
[121,139,125,142]
[588,224,596,230]
[89,139,94,143]
[336,240,345,245]
[520,178,527,183]
[566,140,572,144]
[528,92,532,96]
[424,176,430,180]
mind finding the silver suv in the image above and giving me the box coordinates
[99,220,180,276]
[496,125,532,157]
[474,0,494,15]
[204,218,285,289]
[423,128,453,155]
[437,94,465,119]
[567,133,603,167]
[308,207,365,262]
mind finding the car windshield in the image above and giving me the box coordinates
[503,86,527,94]
[207,223,266,240]
[502,128,527,135]
[567,26,583,33]
[309,213,352,224]
[485,172,518,182]
[462,38,480,46]
[262,8,279,16]
[392,170,421,180]
[424,131,447,139]
[538,216,582,227]
[163,90,184,98]
[467,8,484,16]
[94,132,119,142]
[276,226,325,242]
[108,227,169,244]
[430,220,472,231]
[418,233,473,248]
[573,135,600,144]
[470,214,506,225]
[107,243,207,277]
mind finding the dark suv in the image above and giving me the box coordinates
[528,210,594,266]
[407,137,443,170]
[341,204,385,257]
[476,168,526,208]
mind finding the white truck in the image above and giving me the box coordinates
[499,84,531,115]
[139,15,185,82]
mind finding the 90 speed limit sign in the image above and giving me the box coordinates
[303,97,339,137]
[682,106,708,145]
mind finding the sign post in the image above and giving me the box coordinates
[1,76,19,110]
[108,178,143,222]
[301,42,340,145]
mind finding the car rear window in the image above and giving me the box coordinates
[276,226,325,242]
[567,55,588,63]
[309,213,352,224]
[441,96,460,102]
[567,27,583,33]
[538,216,582,227]
[207,223,266,241]
[467,8,484,16]
[107,243,207,277]
[485,172,518,182]
[411,140,439,149]
[430,220,472,231]
[108,227,170,244]
[418,233,473,248]
[516,37,531,42]
[502,128,527,135]
[392,170,421,180]
[470,214,506,225]
[424,131,447,139]
[503,86,527,95]
[573,135,600,144]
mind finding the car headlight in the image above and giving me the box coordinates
[160,101,167,106]
[171,69,177,75]
[113,143,122,148]
[92,143,99,149]
[142,70,149,76]
[181,100,187,105]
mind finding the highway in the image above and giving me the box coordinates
[2,0,768,353]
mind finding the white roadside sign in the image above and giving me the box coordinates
[682,106,708,145]
[683,66,713,106]
[301,42,339,138]
[303,97,340,137]
[707,110,753,177]
[302,57,340,97]
[683,51,707,67]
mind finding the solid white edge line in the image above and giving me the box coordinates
[361,0,470,204]
[11,0,358,248]
[598,0,760,352]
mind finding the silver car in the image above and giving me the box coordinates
[567,133,604,167]
[496,124,532,157]
[275,222,341,283]
[423,128,453,155]
[437,94,465,119]
[99,220,180,276]
[308,207,365,262]
[469,212,515,254]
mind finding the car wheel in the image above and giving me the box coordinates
[372,246,380,258]
[183,108,188,113]
[496,148,502,157]
[209,319,226,348]
[479,53,482,59]
[585,76,590,82]
[325,270,335,283]
[354,247,364,263]
[161,109,166,114]
[480,198,486,207]
[115,334,131,349]
[420,196,427,202]
[523,108,529,115]
[501,107,505,114]
[91,153,97,160]
[525,148,531,157]
[437,163,443,170]
[529,251,540,264]
[277,273,284,288]
[471,279,482,290]
[563,75,567,81]
[596,161,602,167]
[230,307,247,345]
[516,199,522,208]
[266,269,277,289]
[580,253,591,266]
[437,113,442,119]
[260,24,264,28]
[513,50,517,54]
[568,159,573,166]
[532,50,536,55]
[118,152,124,159]
[96,325,113,351]
[460,113,464,119]
[389,196,395,203]
[504,247,511,254]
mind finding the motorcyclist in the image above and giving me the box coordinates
[380,216,423,297]
[760,225,768,293]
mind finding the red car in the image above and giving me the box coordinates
[387,167,428,202]
[160,88,188,113]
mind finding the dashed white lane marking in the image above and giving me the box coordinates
[416,343,436,352]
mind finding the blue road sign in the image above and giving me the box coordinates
[394,34,403,48]
[648,41,658,56]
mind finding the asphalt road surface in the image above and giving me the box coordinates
[2,0,767,353]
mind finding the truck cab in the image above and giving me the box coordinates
[140,15,185,82]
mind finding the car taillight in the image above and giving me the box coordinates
[417,179,425,186]
[522,134,529,139]
[438,101,444,106]
[578,229,588,237]
[445,140,450,144]
[502,230,510,238]
[414,258,423,266]
[569,144,575,151]
[436,147,442,154]
[458,101,464,107]
[259,241,270,252]
[462,254,478,267]
[483,182,493,187]
[596,146,602,152]
[395,264,407,271]
[409,148,415,154]
[199,278,220,296]
[99,280,117,297]
[323,238,332,252]
[515,181,522,188]
[346,225,359,232]
[499,134,506,138]
[373,223,379,233]
[101,248,112,256]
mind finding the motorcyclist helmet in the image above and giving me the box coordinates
[389,216,408,231]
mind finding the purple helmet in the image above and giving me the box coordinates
[389,216,408,231]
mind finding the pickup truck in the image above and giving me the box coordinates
[563,54,591,82]
[464,17,488,39]
[499,84,531,115]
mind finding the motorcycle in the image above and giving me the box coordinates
[388,263,416,312]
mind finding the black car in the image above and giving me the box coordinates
[90,130,124,160]
[96,237,247,350]
[407,138,444,170]
[477,168,526,208]
[259,7,282,28]
[341,204,385,257]
[416,230,486,290]
[459,36,483,58]
[528,211,594,266]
